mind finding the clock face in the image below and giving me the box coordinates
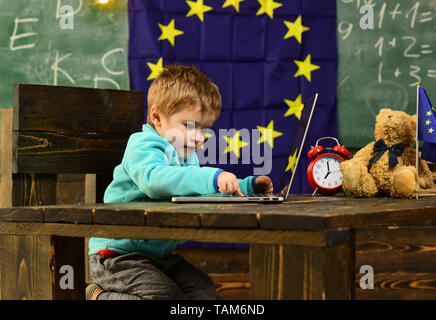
[312,154,343,189]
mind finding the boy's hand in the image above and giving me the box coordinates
[217,171,244,197]
[255,176,273,194]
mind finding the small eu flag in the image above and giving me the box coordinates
[418,86,436,163]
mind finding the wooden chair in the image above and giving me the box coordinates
[0,84,144,299]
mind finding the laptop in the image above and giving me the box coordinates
[172,93,319,203]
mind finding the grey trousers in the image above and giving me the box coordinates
[89,252,217,300]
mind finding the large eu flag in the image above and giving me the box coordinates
[128,0,338,248]
[418,86,436,163]
[128,0,338,195]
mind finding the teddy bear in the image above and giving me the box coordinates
[340,108,433,198]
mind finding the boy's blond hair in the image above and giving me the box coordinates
[147,64,221,124]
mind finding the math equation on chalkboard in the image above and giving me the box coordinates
[336,0,436,147]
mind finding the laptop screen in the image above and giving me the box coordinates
[278,93,318,197]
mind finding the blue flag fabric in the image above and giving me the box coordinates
[418,87,436,163]
[128,0,338,247]
[422,142,436,163]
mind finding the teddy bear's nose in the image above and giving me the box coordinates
[388,115,392,119]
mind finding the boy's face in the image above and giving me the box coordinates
[151,104,217,158]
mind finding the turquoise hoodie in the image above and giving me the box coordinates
[89,123,257,259]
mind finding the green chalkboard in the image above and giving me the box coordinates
[337,0,436,147]
[0,0,129,109]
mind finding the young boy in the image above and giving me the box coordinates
[86,64,273,300]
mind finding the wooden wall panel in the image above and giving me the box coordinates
[14,84,144,135]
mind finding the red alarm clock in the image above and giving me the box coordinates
[307,137,349,196]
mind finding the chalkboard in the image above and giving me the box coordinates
[336,0,436,147]
[0,0,129,109]
[1,0,435,149]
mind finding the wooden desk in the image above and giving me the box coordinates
[0,195,435,300]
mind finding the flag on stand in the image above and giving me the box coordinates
[418,86,436,163]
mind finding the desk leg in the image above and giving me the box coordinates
[0,235,85,300]
[250,231,355,299]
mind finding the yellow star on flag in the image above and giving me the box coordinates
[429,127,434,134]
[256,120,283,149]
[146,57,166,80]
[426,119,431,125]
[223,131,249,158]
[285,148,298,172]
[186,0,213,22]
[222,0,244,12]
[283,15,310,44]
[256,0,282,19]
[158,19,184,46]
[294,54,320,82]
[427,111,433,117]
[284,94,304,119]
[200,132,214,149]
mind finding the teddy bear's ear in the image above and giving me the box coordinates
[377,108,391,116]
[375,108,390,122]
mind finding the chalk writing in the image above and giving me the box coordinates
[52,51,76,85]
[339,1,435,87]
[9,17,38,51]
[101,48,125,76]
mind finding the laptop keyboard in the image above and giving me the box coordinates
[226,193,282,198]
